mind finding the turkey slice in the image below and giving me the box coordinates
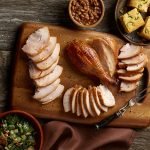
[118,43,141,59]
[83,88,95,117]
[127,56,148,71]
[29,58,59,79]
[92,38,116,76]
[119,73,143,82]
[80,88,88,118]
[33,78,60,100]
[39,84,64,104]
[89,87,101,116]
[36,43,60,70]
[93,87,108,112]
[75,88,82,116]
[34,65,63,87]
[117,68,144,75]
[30,37,57,63]
[71,86,82,114]
[97,85,115,107]
[63,87,74,112]
[22,27,50,56]
[117,69,143,77]
[120,81,139,92]
[121,53,145,65]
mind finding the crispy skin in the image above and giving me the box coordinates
[66,40,116,85]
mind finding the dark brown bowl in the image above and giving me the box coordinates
[0,110,43,150]
[115,0,150,46]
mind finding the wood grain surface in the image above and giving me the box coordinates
[0,0,149,149]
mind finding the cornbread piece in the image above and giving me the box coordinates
[120,8,145,33]
[139,17,150,40]
[128,0,150,12]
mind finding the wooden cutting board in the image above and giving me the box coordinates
[10,22,150,128]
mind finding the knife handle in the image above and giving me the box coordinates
[95,113,119,129]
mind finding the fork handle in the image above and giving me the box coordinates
[95,113,119,129]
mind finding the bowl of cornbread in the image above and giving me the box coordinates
[115,0,150,45]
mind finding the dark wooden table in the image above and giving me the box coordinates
[0,0,150,149]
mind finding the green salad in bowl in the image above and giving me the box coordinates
[0,110,43,150]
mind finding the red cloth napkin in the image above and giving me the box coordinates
[42,121,136,150]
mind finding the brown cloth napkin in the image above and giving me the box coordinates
[42,121,136,150]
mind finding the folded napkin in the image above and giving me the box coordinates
[42,121,136,150]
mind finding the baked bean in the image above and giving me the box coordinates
[70,0,102,25]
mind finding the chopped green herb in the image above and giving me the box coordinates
[0,115,36,150]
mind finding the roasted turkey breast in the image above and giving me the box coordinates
[63,84,115,118]
[66,40,116,85]
[121,53,145,65]
[91,38,117,77]
[34,65,63,87]
[33,78,60,100]
[97,85,115,107]
[63,87,74,112]
[22,27,50,56]
[30,36,57,63]
[36,43,60,70]
[120,81,139,92]
[119,73,143,82]
[39,84,64,104]
[118,43,141,59]
[29,58,59,79]
[80,88,88,118]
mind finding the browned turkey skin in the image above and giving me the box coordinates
[66,40,116,85]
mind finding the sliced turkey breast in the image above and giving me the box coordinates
[29,58,59,79]
[100,36,121,59]
[119,73,143,82]
[118,43,141,59]
[36,43,60,70]
[30,37,57,63]
[39,84,64,104]
[92,87,108,112]
[117,68,144,75]
[33,78,60,100]
[22,27,50,56]
[92,38,116,76]
[71,86,82,114]
[76,88,83,117]
[80,88,88,118]
[121,53,145,65]
[89,87,101,116]
[127,57,148,71]
[34,65,63,87]
[117,69,143,77]
[97,85,115,107]
[63,87,74,112]
[83,88,95,117]
[117,69,127,74]
[120,81,139,92]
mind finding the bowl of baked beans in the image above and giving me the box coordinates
[69,0,105,28]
